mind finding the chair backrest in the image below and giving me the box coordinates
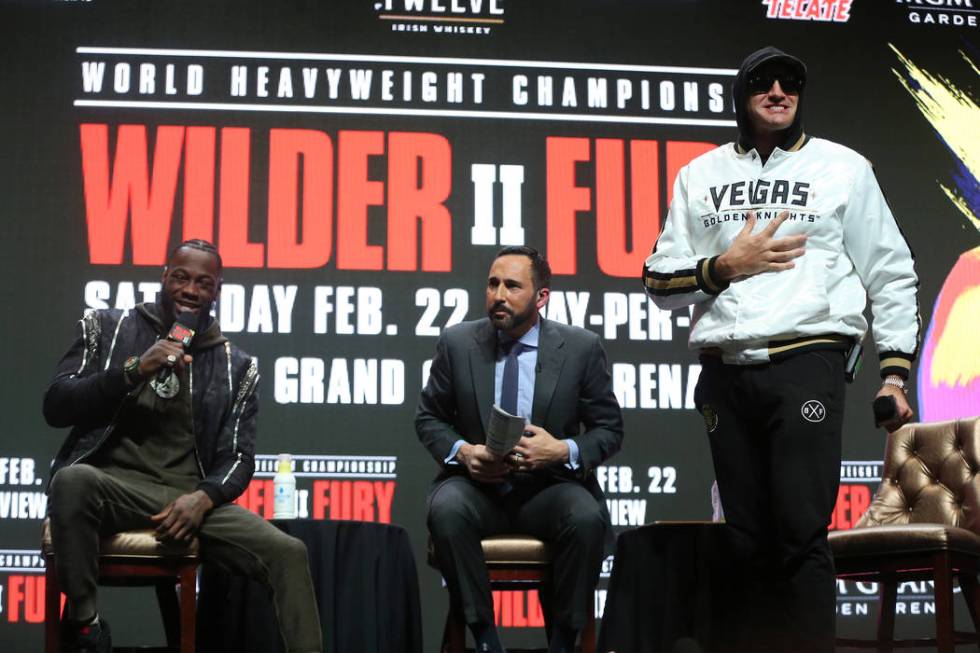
[857,417,980,532]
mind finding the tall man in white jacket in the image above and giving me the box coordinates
[643,47,919,652]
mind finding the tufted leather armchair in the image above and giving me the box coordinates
[829,416,980,652]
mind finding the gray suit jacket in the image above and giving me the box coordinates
[415,317,624,502]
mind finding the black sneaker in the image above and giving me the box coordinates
[62,616,111,653]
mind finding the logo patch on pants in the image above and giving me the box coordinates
[702,404,719,432]
[801,400,826,423]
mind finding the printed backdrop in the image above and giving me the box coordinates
[1,0,977,649]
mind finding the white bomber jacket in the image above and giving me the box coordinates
[643,135,920,378]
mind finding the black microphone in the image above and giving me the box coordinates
[873,395,898,428]
[156,311,198,383]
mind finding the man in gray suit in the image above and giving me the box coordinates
[417,246,624,653]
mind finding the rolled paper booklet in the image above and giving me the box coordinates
[486,404,526,457]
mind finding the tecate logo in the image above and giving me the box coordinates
[762,0,854,23]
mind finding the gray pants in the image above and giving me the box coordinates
[48,464,323,653]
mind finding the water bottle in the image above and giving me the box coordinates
[273,453,297,519]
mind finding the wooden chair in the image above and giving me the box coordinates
[430,535,596,653]
[42,519,199,653]
[829,416,980,652]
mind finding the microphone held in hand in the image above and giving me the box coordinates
[873,395,898,428]
[156,311,197,383]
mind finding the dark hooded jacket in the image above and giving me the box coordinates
[733,46,807,156]
[42,303,259,506]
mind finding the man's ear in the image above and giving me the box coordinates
[212,280,223,314]
[536,287,550,310]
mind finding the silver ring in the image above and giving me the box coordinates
[166,354,177,364]
[514,452,524,460]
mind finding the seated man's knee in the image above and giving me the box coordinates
[279,533,309,565]
[428,490,476,540]
[561,504,605,542]
[259,533,310,577]
[50,464,101,504]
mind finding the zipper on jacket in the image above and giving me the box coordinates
[189,359,205,479]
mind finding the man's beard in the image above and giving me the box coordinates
[158,293,210,333]
[488,300,535,333]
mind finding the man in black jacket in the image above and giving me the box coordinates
[44,240,322,653]
[417,246,624,653]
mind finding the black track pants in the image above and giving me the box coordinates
[695,350,845,653]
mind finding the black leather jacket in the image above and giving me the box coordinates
[43,303,259,506]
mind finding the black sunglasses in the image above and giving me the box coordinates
[746,72,804,94]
